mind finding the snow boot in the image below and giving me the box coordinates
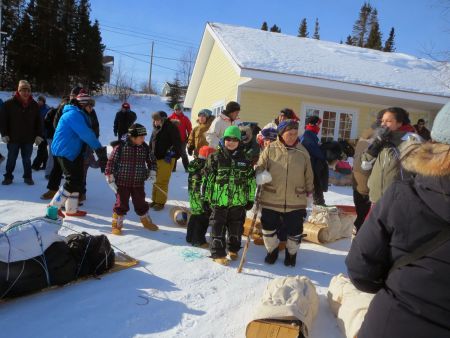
[213,257,229,266]
[112,212,124,235]
[140,214,159,231]
[64,192,87,216]
[49,187,70,209]
[229,252,239,261]
[284,249,297,267]
[41,189,57,200]
[152,203,165,211]
[264,248,279,264]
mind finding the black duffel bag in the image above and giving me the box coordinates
[0,241,77,298]
[66,232,115,278]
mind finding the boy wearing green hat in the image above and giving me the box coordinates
[202,125,256,265]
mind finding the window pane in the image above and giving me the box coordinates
[338,113,353,140]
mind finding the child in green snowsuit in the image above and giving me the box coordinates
[186,146,216,247]
[202,126,256,265]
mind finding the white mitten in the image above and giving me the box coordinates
[306,193,313,209]
[34,136,44,145]
[1,136,10,143]
[256,169,272,186]
[106,175,118,193]
[148,170,157,181]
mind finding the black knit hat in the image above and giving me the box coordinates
[128,123,147,137]
[152,111,167,120]
[224,101,240,116]
[305,115,321,126]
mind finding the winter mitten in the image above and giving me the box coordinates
[164,150,175,163]
[256,170,272,186]
[374,126,392,142]
[34,136,44,146]
[1,136,10,143]
[245,201,254,211]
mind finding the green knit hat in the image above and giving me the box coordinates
[223,125,241,140]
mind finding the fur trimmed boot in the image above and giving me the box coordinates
[65,192,87,217]
[140,213,159,231]
[112,212,124,235]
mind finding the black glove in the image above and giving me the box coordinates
[367,127,391,157]
[245,202,254,211]
[202,201,211,213]
[95,146,108,173]
[187,147,193,156]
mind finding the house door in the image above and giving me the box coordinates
[302,105,358,142]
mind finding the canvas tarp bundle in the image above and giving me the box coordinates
[251,276,319,338]
[306,205,354,243]
[327,273,374,338]
[0,217,64,263]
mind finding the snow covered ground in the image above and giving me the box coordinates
[0,93,353,338]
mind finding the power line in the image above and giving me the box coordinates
[112,49,179,72]
[105,47,195,63]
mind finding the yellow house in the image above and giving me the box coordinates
[185,22,450,141]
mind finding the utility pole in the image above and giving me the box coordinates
[148,41,154,94]
[0,0,6,86]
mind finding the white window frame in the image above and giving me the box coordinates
[300,103,359,141]
[211,100,225,117]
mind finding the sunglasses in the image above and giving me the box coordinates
[224,137,239,142]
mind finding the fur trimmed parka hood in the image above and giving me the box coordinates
[401,142,450,177]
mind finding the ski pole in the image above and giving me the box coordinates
[237,185,262,273]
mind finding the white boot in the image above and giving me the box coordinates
[48,187,70,209]
[262,229,279,253]
[65,192,87,216]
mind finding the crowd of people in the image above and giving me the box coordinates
[1,79,449,336]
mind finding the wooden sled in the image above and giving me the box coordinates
[246,319,303,338]
[1,252,139,303]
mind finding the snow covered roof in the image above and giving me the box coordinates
[208,22,450,98]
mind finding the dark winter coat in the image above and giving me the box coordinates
[113,110,137,138]
[413,124,431,141]
[0,93,42,143]
[105,140,156,187]
[346,142,450,338]
[300,130,328,192]
[203,142,256,208]
[38,104,51,138]
[149,119,182,160]
[188,158,207,215]
[44,107,58,139]
[87,109,100,138]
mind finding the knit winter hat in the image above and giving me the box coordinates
[18,80,31,91]
[223,125,242,140]
[224,101,240,115]
[174,103,183,110]
[76,93,95,106]
[70,86,84,96]
[198,146,216,159]
[122,102,130,109]
[431,102,450,145]
[198,109,212,118]
[278,119,299,135]
[261,127,278,141]
[128,123,147,137]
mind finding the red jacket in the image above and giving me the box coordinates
[169,111,192,142]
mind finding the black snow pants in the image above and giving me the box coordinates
[186,213,210,246]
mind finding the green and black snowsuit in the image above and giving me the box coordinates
[202,143,256,258]
[186,158,209,246]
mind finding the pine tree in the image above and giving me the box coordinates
[168,77,183,109]
[345,35,354,45]
[352,2,372,47]
[297,18,308,37]
[270,24,281,33]
[383,27,396,52]
[365,9,382,50]
[261,21,268,31]
[312,18,320,40]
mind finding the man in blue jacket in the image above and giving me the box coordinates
[48,93,107,217]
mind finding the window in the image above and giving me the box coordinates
[211,101,225,117]
[302,104,358,142]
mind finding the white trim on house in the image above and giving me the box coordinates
[206,24,242,75]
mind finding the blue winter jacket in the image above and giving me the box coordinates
[52,104,101,161]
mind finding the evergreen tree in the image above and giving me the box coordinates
[383,27,396,52]
[261,21,268,31]
[270,24,281,33]
[365,9,382,50]
[352,2,372,47]
[167,77,183,109]
[298,18,308,37]
[345,35,354,45]
[312,18,320,40]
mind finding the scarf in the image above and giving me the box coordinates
[305,124,320,134]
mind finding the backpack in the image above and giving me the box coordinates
[66,232,115,278]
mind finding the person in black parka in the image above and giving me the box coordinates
[113,102,137,141]
[345,104,450,338]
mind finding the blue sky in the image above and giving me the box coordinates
[90,0,450,91]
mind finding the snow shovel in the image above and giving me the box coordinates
[237,185,262,273]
